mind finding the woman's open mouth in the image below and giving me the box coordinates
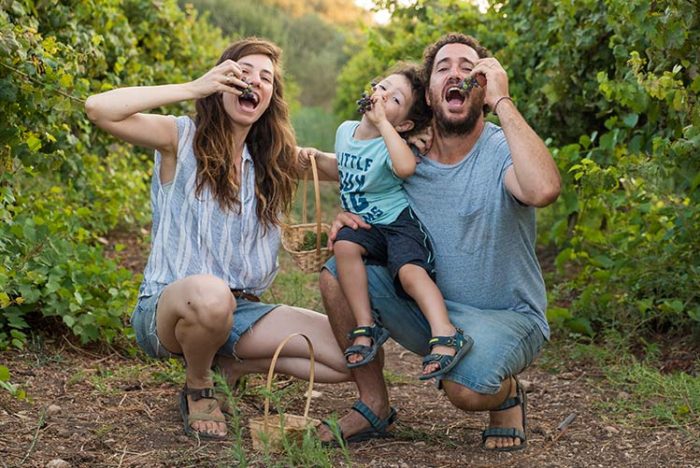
[239,92,260,111]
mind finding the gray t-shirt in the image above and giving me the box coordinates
[404,122,549,339]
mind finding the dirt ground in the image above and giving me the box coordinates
[1,336,698,467]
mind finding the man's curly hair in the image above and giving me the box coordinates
[421,33,491,84]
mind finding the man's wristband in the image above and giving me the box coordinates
[493,96,513,115]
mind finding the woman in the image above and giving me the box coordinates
[85,38,349,440]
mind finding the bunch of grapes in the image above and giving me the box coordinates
[459,74,487,95]
[459,77,480,95]
[236,80,255,100]
[356,82,377,114]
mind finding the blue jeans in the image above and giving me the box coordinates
[324,257,545,394]
[130,290,279,359]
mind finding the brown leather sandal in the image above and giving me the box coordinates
[179,386,227,440]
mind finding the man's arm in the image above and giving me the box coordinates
[497,100,561,207]
[471,58,561,207]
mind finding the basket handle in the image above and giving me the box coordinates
[262,333,316,431]
[300,155,324,256]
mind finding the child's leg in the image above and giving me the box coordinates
[334,240,375,365]
[398,263,457,375]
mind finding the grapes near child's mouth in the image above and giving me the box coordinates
[356,81,377,114]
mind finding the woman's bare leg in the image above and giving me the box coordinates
[216,356,349,384]
[156,274,235,438]
[218,305,351,383]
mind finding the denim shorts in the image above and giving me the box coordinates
[324,257,545,394]
[130,290,279,359]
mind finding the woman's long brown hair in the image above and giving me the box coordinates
[193,38,299,229]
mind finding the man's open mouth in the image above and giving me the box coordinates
[445,86,466,105]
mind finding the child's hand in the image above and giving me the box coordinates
[297,146,318,172]
[364,91,388,126]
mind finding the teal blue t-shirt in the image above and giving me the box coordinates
[334,120,409,225]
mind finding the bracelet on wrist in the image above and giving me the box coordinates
[493,96,513,115]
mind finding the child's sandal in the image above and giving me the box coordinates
[419,328,473,380]
[344,324,390,369]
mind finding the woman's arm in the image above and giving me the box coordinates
[85,59,249,156]
[298,148,339,181]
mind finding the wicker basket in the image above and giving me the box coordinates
[248,333,320,452]
[281,154,332,273]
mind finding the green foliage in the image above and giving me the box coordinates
[292,106,340,152]
[526,0,700,336]
[0,0,226,348]
[0,364,26,399]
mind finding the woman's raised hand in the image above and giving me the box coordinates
[187,59,250,99]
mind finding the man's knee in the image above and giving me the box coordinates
[442,380,492,411]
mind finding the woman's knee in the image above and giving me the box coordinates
[183,274,235,326]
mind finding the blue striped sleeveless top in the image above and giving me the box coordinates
[138,116,280,298]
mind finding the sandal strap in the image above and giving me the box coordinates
[351,400,396,432]
[422,353,453,368]
[347,326,373,340]
[428,328,467,350]
[482,427,526,443]
[188,403,226,424]
[344,344,372,358]
[346,324,389,343]
[493,393,522,411]
[184,386,216,401]
[492,377,522,411]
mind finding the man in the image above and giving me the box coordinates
[317,33,561,451]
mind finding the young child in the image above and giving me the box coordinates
[332,63,473,380]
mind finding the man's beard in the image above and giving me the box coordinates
[431,89,483,136]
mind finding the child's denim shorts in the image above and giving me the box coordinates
[130,290,279,359]
[323,257,545,394]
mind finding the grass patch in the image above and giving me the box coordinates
[383,369,412,386]
[541,333,700,438]
[600,361,699,435]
